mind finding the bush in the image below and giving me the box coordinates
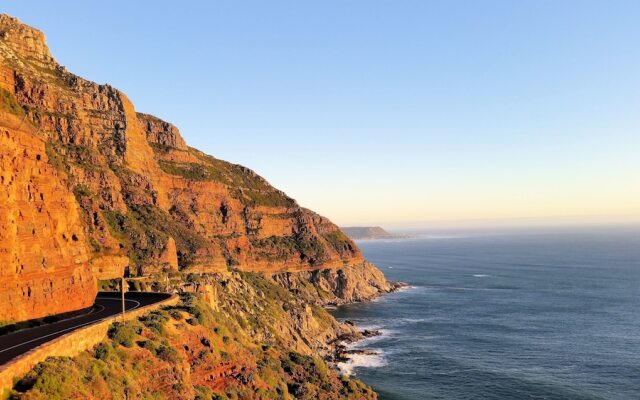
[94,343,112,361]
[14,358,88,400]
[156,343,179,363]
[139,310,169,335]
[89,237,101,253]
[180,294,215,327]
[169,310,183,320]
[72,184,93,200]
[107,322,142,348]
[194,385,215,400]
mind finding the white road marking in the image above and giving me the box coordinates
[0,298,141,354]
[1,303,103,340]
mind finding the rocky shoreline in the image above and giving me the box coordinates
[331,327,383,364]
[326,281,407,372]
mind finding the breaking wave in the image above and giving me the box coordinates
[338,351,387,377]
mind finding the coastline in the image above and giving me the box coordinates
[326,281,408,378]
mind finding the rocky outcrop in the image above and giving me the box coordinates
[159,237,179,271]
[138,112,187,150]
[90,255,128,280]
[272,261,398,305]
[0,15,51,63]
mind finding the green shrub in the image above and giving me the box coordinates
[107,322,142,348]
[169,310,183,320]
[89,237,101,253]
[14,358,88,400]
[44,142,65,172]
[180,294,216,327]
[94,343,112,361]
[158,160,219,181]
[155,343,179,363]
[72,184,93,200]
[194,385,215,400]
[139,310,169,335]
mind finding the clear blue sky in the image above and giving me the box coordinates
[5,1,640,227]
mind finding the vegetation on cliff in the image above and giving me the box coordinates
[0,88,23,116]
[8,274,377,400]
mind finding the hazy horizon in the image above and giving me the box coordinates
[342,216,640,232]
[5,1,639,227]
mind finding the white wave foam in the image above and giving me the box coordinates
[473,274,489,277]
[350,329,392,348]
[397,284,417,292]
[338,351,386,377]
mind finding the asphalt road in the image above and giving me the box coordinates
[0,291,172,366]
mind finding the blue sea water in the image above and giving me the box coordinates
[331,226,640,400]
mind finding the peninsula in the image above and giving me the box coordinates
[341,226,405,240]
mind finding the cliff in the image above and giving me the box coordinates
[0,14,393,324]
[0,14,396,398]
[0,111,96,322]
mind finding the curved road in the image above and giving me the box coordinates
[0,292,172,365]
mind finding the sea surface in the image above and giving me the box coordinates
[331,226,640,400]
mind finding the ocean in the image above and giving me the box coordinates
[331,226,640,400]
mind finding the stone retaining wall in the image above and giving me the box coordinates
[0,293,178,395]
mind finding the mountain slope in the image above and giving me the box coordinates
[0,14,399,399]
[0,14,391,324]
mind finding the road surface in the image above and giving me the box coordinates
[0,291,172,365]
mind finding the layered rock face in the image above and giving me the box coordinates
[0,111,95,322]
[0,15,389,323]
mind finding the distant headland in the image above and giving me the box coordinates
[340,226,407,240]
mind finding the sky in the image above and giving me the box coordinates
[4,1,640,228]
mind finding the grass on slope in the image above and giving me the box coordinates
[0,88,25,117]
[156,148,296,208]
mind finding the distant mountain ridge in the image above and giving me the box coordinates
[341,226,402,240]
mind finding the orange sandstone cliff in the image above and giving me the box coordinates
[0,14,392,324]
